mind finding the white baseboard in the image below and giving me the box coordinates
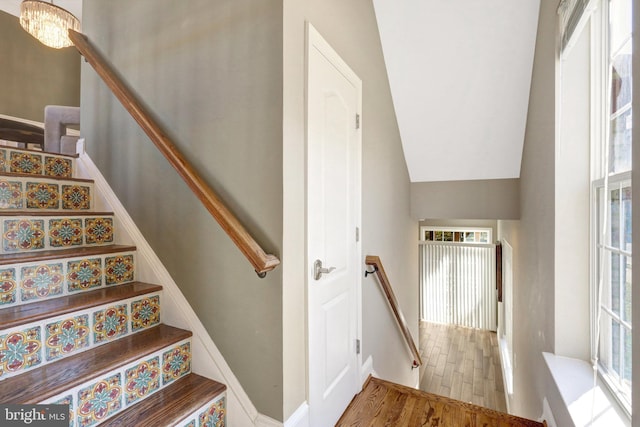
[256,413,284,427]
[361,355,376,386]
[75,140,260,426]
[284,402,310,427]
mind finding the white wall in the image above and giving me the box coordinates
[496,0,555,420]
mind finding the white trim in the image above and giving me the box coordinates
[284,402,310,427]
[74,140,261,426]
[360,355,376,386]
[256,414,284,427]
[498,337,512,414]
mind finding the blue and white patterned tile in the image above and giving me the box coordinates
[0,180,23,209]
[44,156,73,178]
[84,217,113,245]
[0,148,7,172]
[62,185,91,210]
[131,295,160,332]
[0,267,17,306]
[77,373,122,427]
[3,219,45,252]
[45,314,90,362]
[124,356,160,406]
[198,396,226,427]
[26,182,59,209]
[162,342,191,385]
[105,254,134,285]
[20,263,64,302]
[53,394,74,427]
[0,326,42,378]
[67,258,102,292]
[92,304,129,344]
[9,151,43,175]
[49,218,83,248]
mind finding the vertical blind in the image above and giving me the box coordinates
[420,242,497,331]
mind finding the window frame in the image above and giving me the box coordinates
[588,0,633,415]
[419,226,492,244]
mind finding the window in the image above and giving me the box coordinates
[591,0,632,412]
[420,227,492,244]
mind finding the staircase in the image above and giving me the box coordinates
[0,146,227,426]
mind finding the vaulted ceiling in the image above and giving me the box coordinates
[373,0,540,182]
[2,0,540,183]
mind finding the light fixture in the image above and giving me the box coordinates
[19,0,80,49]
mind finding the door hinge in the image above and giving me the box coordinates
[356,339,361,355]
[355,227,360,242]
[356,114,360,129]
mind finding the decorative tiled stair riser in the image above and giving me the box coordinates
[176,394,226,427]
[0,146,227,426]
[40,338,192,427]
[0,251,135,307]
[0,215,114,253]
[0,148,75,178]
[0,291,161,379]
[0,175,93,210]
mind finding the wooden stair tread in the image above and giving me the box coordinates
[0,324,191,404]
[337,376,546,427]
[0,172,93,183]
[0,282,161,330]
[0,210,113,216]
[102,373,226,426]
[0,244,136,265]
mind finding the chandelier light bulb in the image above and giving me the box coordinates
[19,0,80,49]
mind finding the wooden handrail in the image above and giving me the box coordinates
[365,256,423,368]
[69,30,280,276]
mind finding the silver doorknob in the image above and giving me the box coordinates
[314,259,336,280]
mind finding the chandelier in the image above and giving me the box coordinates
[19,0,80,49]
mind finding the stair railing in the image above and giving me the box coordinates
[68,30,280,277]
[365,255,423,368]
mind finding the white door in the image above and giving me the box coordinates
[307,24,362,427]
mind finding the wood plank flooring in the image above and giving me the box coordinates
[337,376,545,427]
[419,321,507,413]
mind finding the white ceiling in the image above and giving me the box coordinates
[2,0,538,184]
[373,0,540,182]
[0,0,82,20]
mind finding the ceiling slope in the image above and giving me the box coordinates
[373,0,540,182]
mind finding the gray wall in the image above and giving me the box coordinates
[0,11,80,122]
[411,178,520,220]
[497,0,555,419]
[283,0,418,419]
[80,0,284,420]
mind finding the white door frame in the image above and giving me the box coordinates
[305,21,363,423]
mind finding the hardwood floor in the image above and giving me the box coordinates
[337,376,545,426]
[419,321,507,413]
